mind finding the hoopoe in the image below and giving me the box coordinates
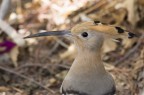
[24,21,137,95]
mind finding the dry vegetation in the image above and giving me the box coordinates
[0,0,143,95]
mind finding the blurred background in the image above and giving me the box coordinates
[0,0,143,95]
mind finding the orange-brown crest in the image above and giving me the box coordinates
[71,21,136,39]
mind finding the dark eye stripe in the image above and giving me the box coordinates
[115,27,125,33]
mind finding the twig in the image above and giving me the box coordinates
[84,0,108,14]
[0,0,25,46]
[56,38,69,49]
[16,63,70,70]
[0,19,25,46]
[0,0,11,19]
[114,34,144,66]
[0,66,55,94]
[48,42,59,55]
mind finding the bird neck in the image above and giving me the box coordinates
[61,41,116,95]
[68,48,107,78]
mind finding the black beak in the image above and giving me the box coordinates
[24,30,71,39]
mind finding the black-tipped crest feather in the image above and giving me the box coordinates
[115,27,125,33]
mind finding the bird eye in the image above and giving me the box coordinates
[81,32,88,37]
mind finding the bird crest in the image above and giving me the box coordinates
[71,21,136,39]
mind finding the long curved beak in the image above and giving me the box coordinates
[24,30,71,39]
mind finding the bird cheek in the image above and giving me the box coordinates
[73,35,81,42]
[74,38,84,49]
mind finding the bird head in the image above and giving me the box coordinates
[24,21,137,51]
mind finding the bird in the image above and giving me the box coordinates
[24,21,137,95]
